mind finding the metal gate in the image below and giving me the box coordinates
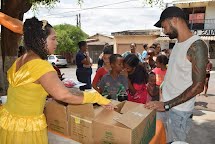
[90,50,103,64]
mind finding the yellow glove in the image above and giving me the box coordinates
[82,91,111,105]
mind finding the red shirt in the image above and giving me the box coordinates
[153,68,167,86]
[92,67,108,86]
[127,83,148,104]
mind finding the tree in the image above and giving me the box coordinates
[0,0,60,94]
[54,24,88,53]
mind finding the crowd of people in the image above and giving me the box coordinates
[0,6,212,144]
[75,6,211,144]
[87,41,169,104]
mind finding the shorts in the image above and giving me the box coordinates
[157,109,193,143]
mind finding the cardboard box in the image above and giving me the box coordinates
[45,100,71,136]
[93,101,156,144]
[45,98,121,143]
[45,100,101,136]
[45,88,95,136]
[69,100,121,144]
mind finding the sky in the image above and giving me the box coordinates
[24,0,172,36]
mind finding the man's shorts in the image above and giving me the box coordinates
[157,109,193,143]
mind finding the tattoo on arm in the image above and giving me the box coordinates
[165,40,208,108]
[69,88,84,96]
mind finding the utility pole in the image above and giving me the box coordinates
[76,14,79,27]
[79,13,81,28]
[76,13,81,28]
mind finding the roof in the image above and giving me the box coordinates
[86,38,98,42]
[173,0,215,4]
[87,41,114,46]
[155,36,177,42]
[111,29,161,36]
[88,33,113,39]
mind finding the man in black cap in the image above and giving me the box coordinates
[145,6,208,143]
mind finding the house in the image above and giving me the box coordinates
[111,29,160,54]
[87,33,113,63]
[173,0,215,66]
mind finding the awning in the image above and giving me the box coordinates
[173,0,214,4]
[155,36,177,42]
[200,36,215,41]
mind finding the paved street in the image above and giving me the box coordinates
[60,64,215,144]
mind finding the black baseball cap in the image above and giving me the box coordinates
[154,6,186,28]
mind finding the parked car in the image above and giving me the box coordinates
[48,55,68,67]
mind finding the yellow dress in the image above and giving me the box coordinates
[0,59,55,144]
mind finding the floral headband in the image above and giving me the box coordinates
[42,20,48,30]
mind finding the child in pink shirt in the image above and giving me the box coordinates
[152,54,168,86]
[123,54,148,104]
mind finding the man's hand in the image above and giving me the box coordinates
[102,102,117,110]
[145,101,165,112]
[85,51,90,57]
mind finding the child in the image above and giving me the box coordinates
[92,46,113,92]
[123,54,148,104]
[147,72,159,101]
[98,54,128,100]
[153,54,168,86]
[146,48,156,70]
[204,59,213,96]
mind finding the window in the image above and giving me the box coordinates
[56,55,65,59]
[183,7,206,30]
[49,56,55,59]
[209,41,215,59]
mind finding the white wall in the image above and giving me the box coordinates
[205,3,215,29]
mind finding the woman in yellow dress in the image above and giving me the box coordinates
[0,17,114,144]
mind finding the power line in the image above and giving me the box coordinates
[44,13,159,19]
[43,14,77,19]
[43,0,138,17]
[42,6,159,10]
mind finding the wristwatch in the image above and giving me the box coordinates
[164,103,170,111]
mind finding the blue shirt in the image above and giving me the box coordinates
[122,51,143,63]
[76,51,86,68]
[142,50,148,60]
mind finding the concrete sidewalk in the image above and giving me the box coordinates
[195,71,215,112]
[187,110,215,144]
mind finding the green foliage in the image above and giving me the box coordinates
[142,0,164,8]
[29,0,60,11]
[29,0,83,11]
[54,24,88,53]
